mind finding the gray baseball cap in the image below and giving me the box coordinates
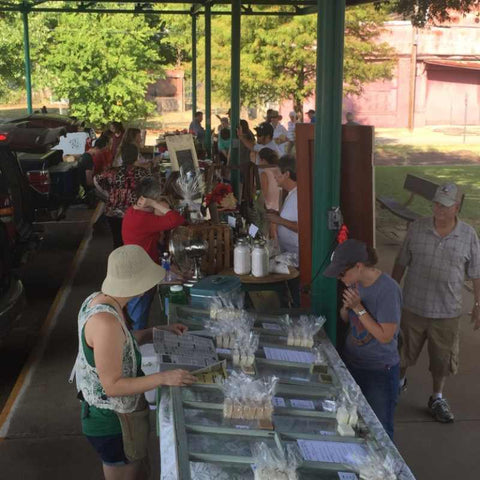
[323,239,368,278]
[433,183,462,207]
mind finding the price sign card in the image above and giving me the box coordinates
[228,216,236,228]
[297,439,368,468]
[262,322,282,331]
[290,399,315,410]
[248,224,259,237]
[338,473,358,480]
[272,397,286,407]
[264,347,314,364]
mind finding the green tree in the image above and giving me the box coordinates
[193,5,395,113]
[0,14,24,102]
[393,0,479,25]
[0,12,52,103]
[42,13,162,125]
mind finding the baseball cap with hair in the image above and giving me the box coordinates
[323,239,368,278]
[433,183,462,207]
[254,122,274,138]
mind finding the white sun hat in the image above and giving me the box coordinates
[101,245,165,298]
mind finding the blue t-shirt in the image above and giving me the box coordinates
[343,273,402,370]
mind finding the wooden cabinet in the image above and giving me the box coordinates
[296,123,375,307]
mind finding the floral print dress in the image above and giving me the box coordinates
[95,165,151,218]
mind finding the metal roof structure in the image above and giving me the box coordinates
[0,0,373,15]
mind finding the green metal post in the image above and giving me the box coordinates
[230,0,241,197]
[22,10,33,114]
[311,0,346,344]
[191,13,197,121]
[204,3,212,156]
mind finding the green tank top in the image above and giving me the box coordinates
[81,324,143,437]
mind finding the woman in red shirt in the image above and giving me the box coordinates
[122,177,185,329]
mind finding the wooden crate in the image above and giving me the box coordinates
[183,223,232,275]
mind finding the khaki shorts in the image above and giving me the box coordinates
[399,309,461,377]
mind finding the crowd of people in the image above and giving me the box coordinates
[76,120,192,480]
[74,109,480,479]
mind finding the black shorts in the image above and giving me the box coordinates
[86,434,129,466]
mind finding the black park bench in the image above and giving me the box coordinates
[376,174,464,224]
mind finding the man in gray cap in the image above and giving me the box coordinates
[392,182,480,423]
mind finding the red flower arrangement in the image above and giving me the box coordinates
[205,183,233,207]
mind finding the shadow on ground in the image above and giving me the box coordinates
[375,147,480,166]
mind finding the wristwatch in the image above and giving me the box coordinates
[356,309,367,317]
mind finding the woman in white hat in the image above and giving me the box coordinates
[75,244,195,479]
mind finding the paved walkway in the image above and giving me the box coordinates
[376,226,480,480]
[0,216,479,479]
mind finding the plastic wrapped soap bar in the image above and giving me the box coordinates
[337,423,356,437]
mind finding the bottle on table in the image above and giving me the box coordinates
[251,239,269,278]
[169,285,187,305]
[161,252,171,282]
[234,237,251,275]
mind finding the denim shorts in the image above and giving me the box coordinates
[86,434,129,466]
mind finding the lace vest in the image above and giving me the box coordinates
[76,292,140,413]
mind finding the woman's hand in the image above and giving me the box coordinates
[342,285,362,311]
[265,212,281,225]
[159,369,196,386]
[164,323,188,335]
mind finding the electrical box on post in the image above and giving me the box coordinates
[327,207,343,231]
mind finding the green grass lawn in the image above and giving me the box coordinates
[375,165,480,233]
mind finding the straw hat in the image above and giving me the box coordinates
[102,245,166,298]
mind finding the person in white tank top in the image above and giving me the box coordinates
[258,147,281,238]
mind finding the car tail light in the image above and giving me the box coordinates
[0,193,14,223]
[0,132,8,142]
[27,170,51,195]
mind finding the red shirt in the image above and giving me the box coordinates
[121,207,185,262]
[92,149,113,175]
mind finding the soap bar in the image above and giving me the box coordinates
[223,398,233,418]
[337,423,355,437]
[348,407,358,428]
[336,406,349,425]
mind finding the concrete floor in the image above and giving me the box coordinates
[1,219,479,479]
[377,227,480,480]
[0,206,93,409]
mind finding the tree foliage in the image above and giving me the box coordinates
[41,13,164,125]
[0,13,52,103]
[192,4,395,112]
[392,0,479,26]
[0,14,24,102]
[1,0,476,119]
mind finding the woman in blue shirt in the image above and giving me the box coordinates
[324,239,402,440]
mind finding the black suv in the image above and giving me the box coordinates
[0,118,83,341]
